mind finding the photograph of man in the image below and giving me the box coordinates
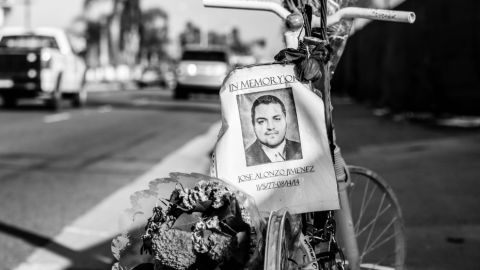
[245,94,302,166]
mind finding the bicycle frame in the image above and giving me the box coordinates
[203,0,415,49]
[203,1,415,269]
[337,169,361,269]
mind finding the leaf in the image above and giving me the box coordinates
[192,200,212,212]
[217,197,249,235]
[214,196,238,221]
[203,229,213,239]
[169,189,181,205]
[172,212,202,231]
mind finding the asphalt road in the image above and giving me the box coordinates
[332,99,480,270]
[0,88,221,270]
[1,87,479,270]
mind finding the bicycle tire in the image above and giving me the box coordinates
[344,165,406,270]
[264,209,294,270]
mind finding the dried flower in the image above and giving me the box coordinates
[207,233,235,262]
[151,229,196,270]
[205,216,220,230]
[194,220,207,231]
[141,179,251,270]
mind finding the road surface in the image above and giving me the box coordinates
[0,87,478,270]
[0,88,221,269]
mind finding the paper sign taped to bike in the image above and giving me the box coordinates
[211,63,339,215]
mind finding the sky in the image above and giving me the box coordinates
[4,0,285,58]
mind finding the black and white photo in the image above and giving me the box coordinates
[237,88,303,166]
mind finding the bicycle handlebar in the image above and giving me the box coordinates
[202,0,416,25]
[203,0,290,20]
[326,7,415,25]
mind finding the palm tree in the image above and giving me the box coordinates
[117,0,141,65]
[139,7,169,65]
[82,0,141,67]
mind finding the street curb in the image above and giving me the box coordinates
[14,121,222,270]
[84,81,139,92]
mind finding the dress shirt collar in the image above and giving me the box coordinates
[260,139,286,162]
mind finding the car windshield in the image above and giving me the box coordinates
[181,50,227,62]
[0,35,59,50]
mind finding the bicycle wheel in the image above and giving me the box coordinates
[264,209,295,270]
[344,166,406,270]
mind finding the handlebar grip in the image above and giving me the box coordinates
[334,7,416,24]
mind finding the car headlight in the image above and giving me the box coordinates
[187,64,197,76]
[41,52,52,68]
[27,69,37,78]
[27,53,37,62]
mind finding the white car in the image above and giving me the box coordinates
[0,27,87,110]
[174,46,231,99]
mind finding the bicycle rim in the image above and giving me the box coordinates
[345,166,406,270]
[264,209,294,270]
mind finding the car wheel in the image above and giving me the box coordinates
[2,96,17,108]
[71,88,87,108]
[173,86,189,100]
[46,90,62,111]
[46,75,63,111]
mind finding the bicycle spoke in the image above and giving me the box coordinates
[355,178,370,232]
[364,232,400,262]
[355,179,378,233]
[362,216,399,255]
[367,216,398,250]
[361,193,386,256]
[356,202,391,237]
[348,167,406,270]
[361,245,404,267]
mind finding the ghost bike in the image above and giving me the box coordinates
[204,1,415,269]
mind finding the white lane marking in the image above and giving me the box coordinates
[14,121,222,270]
[97,105,113,113]
[43,113,71,123]
[80,106,114,116]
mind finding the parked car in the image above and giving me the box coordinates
[135,61,176,90]
[0,27,87,110]
[174,46,231,99]
[136,66,164,88]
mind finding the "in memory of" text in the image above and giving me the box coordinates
[229,74,296,92]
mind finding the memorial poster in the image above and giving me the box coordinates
[211,63,339,215]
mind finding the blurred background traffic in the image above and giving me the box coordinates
[1,0,478,117]
[0,0,275,109]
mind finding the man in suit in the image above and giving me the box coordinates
[245,94,302,166]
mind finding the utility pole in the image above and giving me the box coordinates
[0,0,13,28]
[25,0,31,29]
